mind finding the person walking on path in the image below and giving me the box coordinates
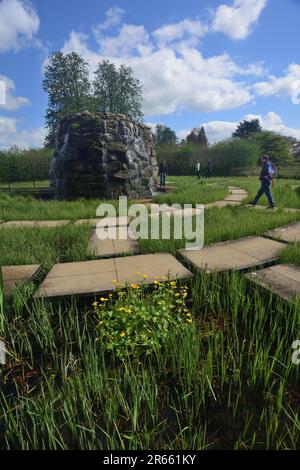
[195,161,201,179]
[206,159,211,178]
[250,154,276,208]
[158,160,167,188]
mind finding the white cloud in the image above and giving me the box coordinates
[244,111,300,140]
[254,64,300,103]
[93,6,125,36]
[62,12,263,116]
[0,75,30,111]
[178,112,300,144]
[152,19,208,48]
[0,116,46,149]
[0,0,40,53]
[212,0,267,40]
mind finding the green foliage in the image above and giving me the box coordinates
[94,280,191,360]
[156,142,208,175]
[252,130,291,165]
[186,126,208,148]
[43,52,91,140]
[0,147,52,186]
[153,124,177,144]
[208,139,260,175]
[232,119,262,139]
[92,60,143,121]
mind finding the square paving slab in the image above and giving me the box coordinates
[89,229,140,257]
[265,222,300,243]
[34,253,192,298]
[1,264,40,295]
[1,220,70,228]
[224,194,248,202]
[179,236,285,273]
[245,264,300,301]
[204,200,240,208]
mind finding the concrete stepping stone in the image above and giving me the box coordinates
[204,200,240,208]
[245,205,300,213]
[245,264,300,301]
[75,216,129,227]
[1,264,40,295]
[230,189,248,195]
[1,220,70,228]
[89,229,140,257]
[224,194,248,202]
[179,236,285,273]
[265,222,300,243]
[34,253,192,299]
[115,253,192,286]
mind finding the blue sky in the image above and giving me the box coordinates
[0,0,300,148]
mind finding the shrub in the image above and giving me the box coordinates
[93,279,192,360]
[207,138,260,175]
[0,146,52,186]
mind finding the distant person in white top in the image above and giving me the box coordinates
[195,161,201,179]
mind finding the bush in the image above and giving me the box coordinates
[156,142,208,175]
[0,146,52,186]
[93,279,192,360]
[207,139,260,175]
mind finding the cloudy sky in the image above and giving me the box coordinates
[0,0,300,148]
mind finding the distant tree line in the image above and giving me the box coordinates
[43,52,143,147]
[155,118,294,176]
[0,147,52,187]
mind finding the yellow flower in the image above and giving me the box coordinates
[120,331,126,337]
[135,271,142,275]
[100,297,109,302]
[131,284,140,289]
[143,274,148,278]
[92,301,98,308]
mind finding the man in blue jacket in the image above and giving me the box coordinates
[250,154,276,208]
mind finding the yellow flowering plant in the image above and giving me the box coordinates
[93,279,192,360]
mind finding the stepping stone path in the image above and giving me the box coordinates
[246,264,300,301]
[204,185,248,208]
[245,205,300,213]
[265,222,300,243]
[89,228,140,257]
[0,220,70,228]
[1,264,40,295]
[179,236,285,273]
[34,254,192,299]
[75,216,129,227]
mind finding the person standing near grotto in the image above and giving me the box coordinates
[158,160,167,187]
[249,154,276,209]
[206,159,212,178]
[195,161,201,179]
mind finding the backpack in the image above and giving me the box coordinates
[267,162,276,177]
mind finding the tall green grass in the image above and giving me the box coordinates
[0,273,299,449]
[0,225,93,269]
